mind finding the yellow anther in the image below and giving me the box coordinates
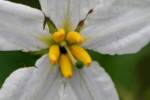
[66,32,84,44]
[49,45,60,64]
[60,54,73,78]
[70,45,92,66]
[52,28,65,43]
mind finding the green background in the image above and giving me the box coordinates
[0,0,150,100]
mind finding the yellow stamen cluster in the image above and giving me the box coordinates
[48,28,92,78]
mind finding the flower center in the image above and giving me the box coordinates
[48,28,92,78]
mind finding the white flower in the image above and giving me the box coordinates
[0,0,150,100]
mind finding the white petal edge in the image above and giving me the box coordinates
[82,0,150,55]
[69,62,119,100]
[39,0,112,30]
[0,1,49,51]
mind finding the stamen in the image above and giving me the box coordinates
[49,45,60,64]
[66,32,84,44]
[52,28,65,43]
[60,54,73,78]
[70,45,92,66]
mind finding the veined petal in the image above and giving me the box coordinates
[0,1,48,51]
[69,62,119,100]
[39,0,103,30]
[82,0,150,55]
[40,75,78,100]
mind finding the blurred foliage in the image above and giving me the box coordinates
[0,0,149,100]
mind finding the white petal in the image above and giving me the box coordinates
[40,76,78,100]
[0,37,21,50]
[19,55,59,100]
[0,1,48,51]
[82,0,150,54]
[0,56,118,100]
[57,82,78,100]
[0,67,34,100]
[0,54,78,100]
[69,62,119,100]
[39,0,104,29]
[0,55,59,100]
